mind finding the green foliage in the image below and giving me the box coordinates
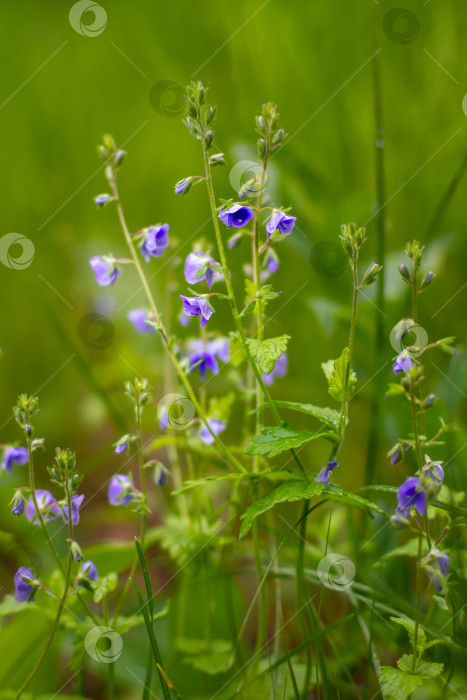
[92,572,118,603]
[322,347,357,402]
[246,335,291,374]
[257,400,341,430]
[245,426,329,458]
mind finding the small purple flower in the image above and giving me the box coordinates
[12,497,24,516]
[25,490,61,525]
[200,419,226,445]
[391,507,410,527]
[180,295,213,328]
[108,474,136,506]
[89,256,120,287]
[265,251,279,273]
[81,560,99,582]
[141,224,169,262]
[128,309,155,334]
[396,476,426,516]
[114,439,129,455]
[208,338,230,363]
[1,446,29,473]
[262,352,288,386]
[14,567,37,603]
[266,212,296,238]
[392,353,413,375]
[218,205,254,229]
[175,178,192,195]
[188,351,219,379]
[94,194,112,207]
[184,251,218,289]
[390,444,403,466]
[315,460,338,486]
[154,465,167,486]
[424,549,450,592]
[63,494,85,525]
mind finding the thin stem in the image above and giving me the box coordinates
[412,533,423,673]
[103,596,116,700]
[112,398,148,625]
[200,141,307,478]
[108,169,247,475]
[16,483,74,699]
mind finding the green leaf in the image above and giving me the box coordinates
[258,400,341,430]
[385,383,405,397]
[240,481,386,538]
[247,335,291,374]
[322,347,356,402]
[245,426,325,458]
[256,284,281,301]
[92,572,118,603]
[379,666,424,700]
[397,654,443,678]
[391,617,426,652]
[177,638,232,675]
[240,481,325,538]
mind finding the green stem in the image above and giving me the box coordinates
[109,169,247,475]
[112,399,148,625]
[16,484,74,699]
[200,141,307,478]
[103,597,116,700]
[412,533,423,673]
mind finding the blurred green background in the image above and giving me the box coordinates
[1,0,467,695]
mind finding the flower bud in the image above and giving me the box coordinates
[209,153,225,167]
[360,263,382,288]
[204,130,213,148]
[70,539,83,562]
[422,271,434,288]
[94,194,113,207]
[114,150,126,166]
[272,128,285,145]
[398,264,411,283]
[257,138,266,159]
[206,105,217,124]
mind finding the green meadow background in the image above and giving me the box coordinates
[0,0,466,696]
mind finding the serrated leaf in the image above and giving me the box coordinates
[258,400,341,430]
[245,426,324,458]
[247,335,291,374]
[322,348,356,402]
[379,666,423,700]
[240,480,325,538]
[391,617,426,651]
[92,572,118,603]
[240,480,387,538]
